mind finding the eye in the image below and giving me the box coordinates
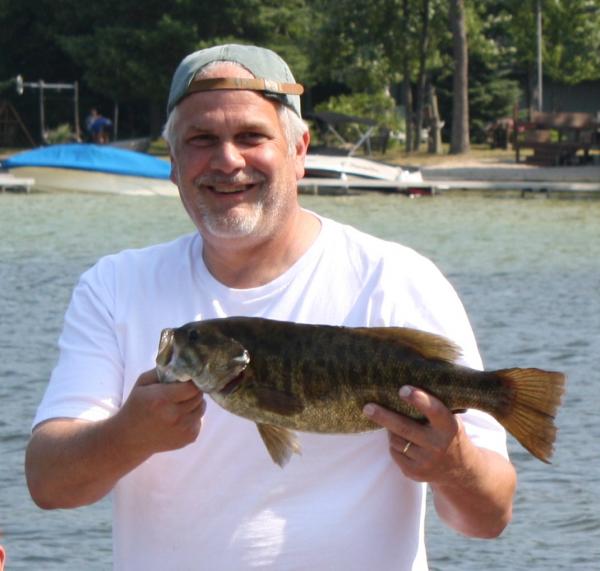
[188,330,199,342]
[187,133,217,147]
[238,132,269,145]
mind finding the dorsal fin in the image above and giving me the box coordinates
[354,326,462,364]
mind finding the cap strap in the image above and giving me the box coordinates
[185,77,304,97]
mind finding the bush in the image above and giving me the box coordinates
[44,123,77,144]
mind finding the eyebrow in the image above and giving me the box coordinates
[185,119,276,134]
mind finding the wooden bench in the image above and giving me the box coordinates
[514,111,598,165]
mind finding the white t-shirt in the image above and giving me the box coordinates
[35,213,508,571]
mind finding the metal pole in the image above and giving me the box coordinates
[74,81,81,140]
[536,0,543,112]
[38,80,45,142]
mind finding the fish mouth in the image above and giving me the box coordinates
[216,350,250,395]
[219,370,246,395]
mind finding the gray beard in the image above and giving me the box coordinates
[200,198,266,238]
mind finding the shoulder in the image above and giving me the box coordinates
[73,233,199,310]
[84,233,197,282]
[319,215,442,282]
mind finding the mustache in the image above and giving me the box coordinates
[193,170,267,187]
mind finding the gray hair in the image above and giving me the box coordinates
[162,102,307,156]
[161,61,308,155]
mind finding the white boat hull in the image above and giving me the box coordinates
[302,154,424,193]
[7,167,178,196]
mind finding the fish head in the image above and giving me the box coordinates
[155,322,250,393]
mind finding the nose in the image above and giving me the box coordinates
[210,141,245,173]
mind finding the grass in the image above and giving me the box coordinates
[369,143,516,167]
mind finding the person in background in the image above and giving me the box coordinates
[85,107,112,143]
[25,44,516,570]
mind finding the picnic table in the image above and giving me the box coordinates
[514,111,599,165]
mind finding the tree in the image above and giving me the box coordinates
[449,0,469,153]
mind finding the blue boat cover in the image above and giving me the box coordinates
[2,143,171,180]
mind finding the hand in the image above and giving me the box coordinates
[118,369,206,456]
[363,385,466,484]
[364,385,516,538]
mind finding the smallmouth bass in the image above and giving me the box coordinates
[156,317,565,467]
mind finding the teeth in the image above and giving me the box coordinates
[211,183,254,194]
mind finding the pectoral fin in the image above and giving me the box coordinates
[257,423,301,468]
[253,386,305,416]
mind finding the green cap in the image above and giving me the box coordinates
[167,44,304,117]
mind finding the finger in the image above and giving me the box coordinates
[180,392,207,415]
[389,433,417,460]
[166,381,203,403]
[399,385,457,432]
[363,403,425,447]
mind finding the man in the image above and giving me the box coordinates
[26,44,515,570]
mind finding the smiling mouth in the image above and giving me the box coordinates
[207,183,258,194]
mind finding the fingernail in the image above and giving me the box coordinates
[399,385,413,398]
[363,404,376,417]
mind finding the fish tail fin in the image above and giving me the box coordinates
[495,368,566,463]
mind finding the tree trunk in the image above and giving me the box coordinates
[413,0,430,152]
[402,0,414,153]
[427,84,443,154]
[449,0,470,154]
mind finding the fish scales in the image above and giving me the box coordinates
[179,319,510,429]
[156,316,565,466]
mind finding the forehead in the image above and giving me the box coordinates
[175,85,281,132]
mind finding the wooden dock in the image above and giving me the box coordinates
[0,172,34,192]
[298,176,600,197]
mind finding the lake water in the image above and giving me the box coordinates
[1,191,598,570]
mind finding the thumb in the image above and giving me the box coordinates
[135,369,160,386]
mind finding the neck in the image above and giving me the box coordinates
[201,208,321,289]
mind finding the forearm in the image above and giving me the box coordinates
[431,444,516,538]
[26,370,205,510]
[25,416,151,509]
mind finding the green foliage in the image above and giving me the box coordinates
[314,91,403,147]
[0,0,597,143]
[45,123,77,144]
[498,0,600,83]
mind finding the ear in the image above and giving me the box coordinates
[294,129,310,180]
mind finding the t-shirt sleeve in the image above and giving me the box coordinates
[32,258,124,428]
[386,248,509,458]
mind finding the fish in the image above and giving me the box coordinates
[155,316,566,467]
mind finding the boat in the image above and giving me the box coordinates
[300,153,428,195]
[301,111,429,195]
[1,143,178,196]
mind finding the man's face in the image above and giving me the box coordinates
[168,69,308,243]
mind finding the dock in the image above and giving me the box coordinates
[299,160,600,197]
[0,172,34,192]
[298,177,600,197]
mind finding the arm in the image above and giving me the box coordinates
[364,385,516,538]
[26,370,205,509]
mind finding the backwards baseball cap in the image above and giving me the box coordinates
[167,44,304,117]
